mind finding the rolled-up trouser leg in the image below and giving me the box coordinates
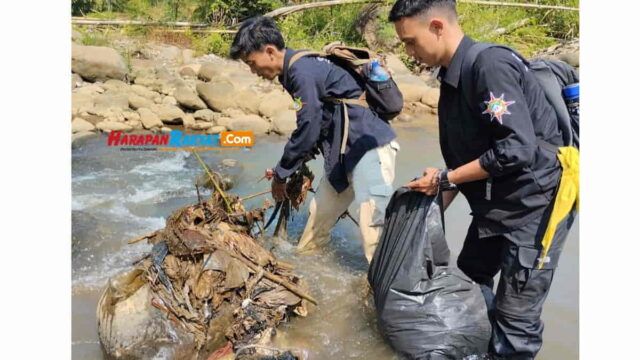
[296,176,354,255]
[351,140,399,262]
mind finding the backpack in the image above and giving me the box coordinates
[286,41,404,121]
[461,43,580,149]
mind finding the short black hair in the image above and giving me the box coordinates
[388,0,457,22]
[230,16,285,60]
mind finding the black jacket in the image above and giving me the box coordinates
[275,48,396,193]
[438,36,563,237]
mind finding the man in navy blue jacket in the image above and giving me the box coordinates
[230,16,399,262]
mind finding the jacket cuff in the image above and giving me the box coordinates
[274,162,299,180]
[479,150,502,177]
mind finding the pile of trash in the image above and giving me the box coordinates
[97,160,316,360]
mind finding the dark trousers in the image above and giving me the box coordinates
[457,210,576,360]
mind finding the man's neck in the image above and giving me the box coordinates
[441,32,465,68]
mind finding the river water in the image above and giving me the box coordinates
[72,118,578,359]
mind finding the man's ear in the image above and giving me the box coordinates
[429,18,445,36]
[264,45,277,58]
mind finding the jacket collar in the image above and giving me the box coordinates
[278,47,296,88]
[438,35,475,88]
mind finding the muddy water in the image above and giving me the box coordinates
[72,118,578,359]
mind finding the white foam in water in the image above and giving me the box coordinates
[130,151,190,176]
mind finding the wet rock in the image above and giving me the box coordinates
[96,121,133,132]
[272,110,297,134]
[175,86,207,110]
[150,104,185,124]
[258,90,293,118]
[72,43,128,82]
[72,117,96,133]
[194,109,217,122]
[196,80,237,112]
[138,108,164,129]
[227,114,271,133]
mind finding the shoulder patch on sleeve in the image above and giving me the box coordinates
[482,92,516,124]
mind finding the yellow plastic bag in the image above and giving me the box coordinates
[538,146,579,269]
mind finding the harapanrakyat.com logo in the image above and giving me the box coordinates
[107,130,254,151]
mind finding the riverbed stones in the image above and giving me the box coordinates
[226,114,271,133]
[174,86,207,110]
[258,90,292,118]
[420,87,440,108]
[394,74,430,103]
[206,125,227,134]
[128,93,154,110]
[138,108,163,129]
[72,117,96,133]
[194,109,217,122]
[72,73,83,89]
[235,88,262,115]
[272,110,297,134]
[72,43,129,82]
[196,80,237,111]
[72,93,95,115]
[150,104,185,124]
[96,121,133,132]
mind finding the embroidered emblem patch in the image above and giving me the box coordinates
[482,92,515,124]
[293,97,306,112]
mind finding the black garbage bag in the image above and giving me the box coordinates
[368,187,491,360]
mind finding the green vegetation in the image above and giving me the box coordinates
[73,0,579,58]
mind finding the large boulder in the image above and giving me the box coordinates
[138,108,164,129]
[394,74,430,103]
[385,54,413,77]
[235,88,263,115]
[226,114,271,134]
[272,110,297,134]
[226,71,259,90]
[72,43,129,82]
[258,90,293,118]
[174,86,207,110]
[198,63,229,81]
[150,104,185,125]
[196,80,237,112]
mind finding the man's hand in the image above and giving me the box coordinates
[264,168,275,181]
[271,177,288,201]
[406,167,440,195]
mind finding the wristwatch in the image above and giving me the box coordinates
[439,169,457,191]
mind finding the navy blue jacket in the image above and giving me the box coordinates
[438,36,563,237]
[275,48,396,193]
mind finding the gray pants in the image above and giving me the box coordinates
[458,208,576,359]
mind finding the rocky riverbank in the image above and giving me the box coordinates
[71,35,578,146]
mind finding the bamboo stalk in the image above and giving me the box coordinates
[191,151,233,213]
[459,0,578,12]
[231,253,318,305]
[128,231,157,244]
[240,190,271,202]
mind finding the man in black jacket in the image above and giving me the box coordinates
[389,1,576,359]
[230,16,399,262]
